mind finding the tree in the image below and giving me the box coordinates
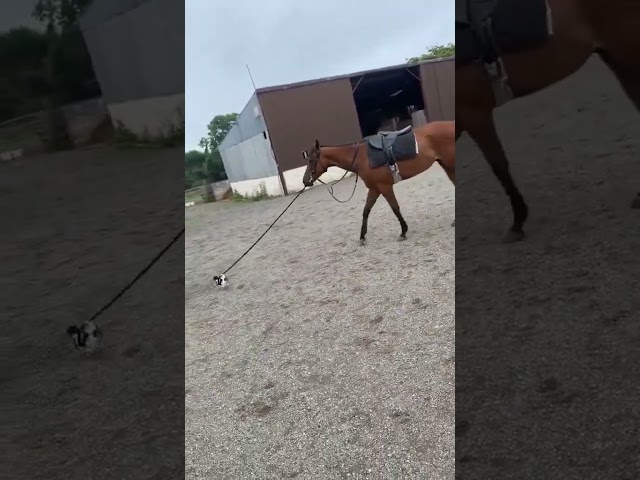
[0,28,49,119]
[204,151,227,182]
[31,0,96,149]
[32,0,94,32]
[184,149,227,190]
[185,149,207,170]
[198,113,238,152]
[407,43,455,63]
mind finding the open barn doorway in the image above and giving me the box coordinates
[350,64,425,137]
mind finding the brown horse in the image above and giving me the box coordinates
[301,121,455,245]
[456,0,640,243]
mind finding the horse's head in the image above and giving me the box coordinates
[302,139,327,187]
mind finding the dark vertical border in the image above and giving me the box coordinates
[2,1,186,478]
[455,6,640,479]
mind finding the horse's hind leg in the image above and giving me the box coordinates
[596,48,640,208]
[360,188,380,246]
[463,110,529,242]
[379,185,408,241]
[437,159,456,185]
[436,159,456,227]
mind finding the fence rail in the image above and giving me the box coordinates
[185,180,232,201]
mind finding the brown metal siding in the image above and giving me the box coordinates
[420,59,455,121]
[257,78,362,174]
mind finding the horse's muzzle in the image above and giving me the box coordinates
[303,173,314,187]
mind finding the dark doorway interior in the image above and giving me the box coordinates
[350,65,424,137]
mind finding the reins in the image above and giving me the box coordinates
[315,142,361,203]
[88,227,185,323]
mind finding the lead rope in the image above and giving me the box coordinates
[89,227,185,322]
[222,187,306,275]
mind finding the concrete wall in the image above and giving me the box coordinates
[63,97,110,145]
[230,165,352,198]
[107,92,184,137]
[0,97,109,154]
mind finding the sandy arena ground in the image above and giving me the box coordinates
[185,167,455,478]
[2,147,184,480]
[456,57,640,478]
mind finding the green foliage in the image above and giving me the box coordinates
[184,149,227,190]
[32,0,94,31]
[0,5,100,121]
[184,112,236,189]
[198,113,238,152]
[407,43,455,63]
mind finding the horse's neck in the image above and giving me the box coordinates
[322,145,357,171]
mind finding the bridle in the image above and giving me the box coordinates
[308,141,362,203]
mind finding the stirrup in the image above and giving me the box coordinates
[389,164,402,184]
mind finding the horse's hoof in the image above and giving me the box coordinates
[398,235,407,242]
[631,194,640,209]
[360,238,366,246]
[502,230,525,243]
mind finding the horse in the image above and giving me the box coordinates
[456,0,640,243]
[301,121,455,246]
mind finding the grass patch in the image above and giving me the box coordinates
[232,182,271,202]
[113,109,184,148]
[185,189,203,205]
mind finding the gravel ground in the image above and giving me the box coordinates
[456,57,640,478]
[2,146,184,479]
[185,167,455,478]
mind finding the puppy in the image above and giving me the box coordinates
[67,321,103,353]
[213,274,228,288]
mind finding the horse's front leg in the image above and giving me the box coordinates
[463,110,529,243]
[380,185,408,241]
[360,188,380,246]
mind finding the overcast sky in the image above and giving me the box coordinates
[1,1,41,31]
[185,0,454,151]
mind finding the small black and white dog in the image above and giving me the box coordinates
[67,321,103,353]
[213,274,229,288]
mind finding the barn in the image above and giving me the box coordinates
[219,57,454,197]
[79,0,184,137]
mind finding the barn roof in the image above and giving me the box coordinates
[254,56,453,94]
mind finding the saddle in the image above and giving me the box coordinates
[456,0,498,26]
[366,125,413,163]
[456,0,551,66]
[456,0,502,64]
[365,126,415,183]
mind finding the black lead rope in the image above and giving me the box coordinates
[221,143,360,276]
[222,187,306,275]
[88,227,185,322]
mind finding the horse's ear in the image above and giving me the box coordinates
[315,139,320,150]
